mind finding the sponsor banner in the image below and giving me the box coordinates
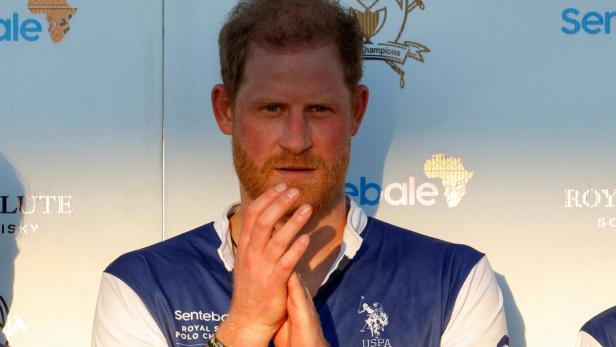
[1,0,163,346]
[2,0,616,346]
[163,2,616,346]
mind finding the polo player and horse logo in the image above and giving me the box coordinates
[358,296,390,338]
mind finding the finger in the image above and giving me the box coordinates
[248,187,300,252]
[264,204,313,262]
[297,273,317,313]
[272,235,310,282]
[237,183,287,253]
[288,272,306,308]
[273,319,290,346]
[287,273,314,323]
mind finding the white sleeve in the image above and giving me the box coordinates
[440,256,508,347]
[576,331,603,347]
[92,273,168,347]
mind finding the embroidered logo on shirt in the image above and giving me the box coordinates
[173,309,228,344]
[359,296,389,337]
[358,296,392,346]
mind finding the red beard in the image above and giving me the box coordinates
[232,135,349,216]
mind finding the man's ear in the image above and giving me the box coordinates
[350,84,369,136]
[211,84,234,135]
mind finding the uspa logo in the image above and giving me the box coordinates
[346,153,474,207]
[1,0,77,43]
[358,296,391,346]
[561,8,616,35]
[338,0,430,88]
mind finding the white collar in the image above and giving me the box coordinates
[213,197,368,283]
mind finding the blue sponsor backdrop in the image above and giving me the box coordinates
[164,1,616,346]
[2,0,616,346]
[1,0,163,345]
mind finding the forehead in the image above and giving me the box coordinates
[236,41,351,102]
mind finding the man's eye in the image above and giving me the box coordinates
[312,105,328,113]
[265,104,280,113]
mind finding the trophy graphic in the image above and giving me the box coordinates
[338,0,430,88]
[352,0,387,44]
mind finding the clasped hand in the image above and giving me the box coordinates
[216,183,329,347]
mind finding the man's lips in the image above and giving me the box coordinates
[274,167,317,177]
[276,167,316,171]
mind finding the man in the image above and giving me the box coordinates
[577,307,616,347]
[92,0,508,346]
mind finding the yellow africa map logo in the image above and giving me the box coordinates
[28,0,76,43]
[346,153,473,208]
[424,154,474,207]
[338,0,430,88]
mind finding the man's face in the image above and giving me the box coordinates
[230,42,359,214]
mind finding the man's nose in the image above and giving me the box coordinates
[279,111,312,154]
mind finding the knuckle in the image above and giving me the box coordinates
[244,205,257,218]
[254,218,270,230]
[268,235,284,251]
[287,216,301,228]
[244,250,258,266]
[278,259,292,273]
[276,194,290,206]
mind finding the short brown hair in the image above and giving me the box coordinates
[218,0,364,101]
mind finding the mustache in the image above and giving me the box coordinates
[261,152,325,170]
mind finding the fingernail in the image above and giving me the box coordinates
[299,235,310,246]
[275,183,287,192]
[286,188,299,199]
[298,204,311,216]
